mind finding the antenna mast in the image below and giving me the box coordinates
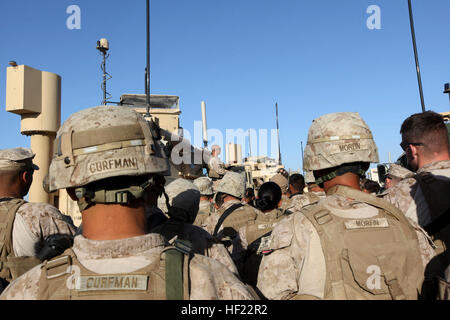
[145,0,151,117]
[407,0,426,113]
[276,102,282,165]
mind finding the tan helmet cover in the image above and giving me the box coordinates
[303,112,379,171]
[193,176,214,196]
[269,173,289,193]
[158,178,200,222]
[215,171,246,199]
[48,106,169,192]
[305,170,315,184]
[387,164,414,180]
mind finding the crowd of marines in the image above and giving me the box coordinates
[0,104,448,300]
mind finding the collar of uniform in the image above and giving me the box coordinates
[73,233,166,260]
[219,199,242,214]
[321,193,379,219]
[417,159,450,174]
[262,208,284,219]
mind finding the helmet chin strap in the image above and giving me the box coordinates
[315,163,367,187]
[74,176,164,212]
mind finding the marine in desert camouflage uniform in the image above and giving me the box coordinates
[380,111,450,299]
[211,171,263,274]
[381,164,414,191]
[256,112,435,300]
[151,178,239,275]
[0,106,256,300]
[284,173,321,214]
[0,148,76,291]
[207,145,230,191]
[192,176,215,229]
[269,173,291,211]
[238,181,287,289]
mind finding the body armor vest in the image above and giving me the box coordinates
[37,243,191,300]
[242,208,286,287]
[217,204,257,238]
[300,185,425,300]
[193,202,214,227]
[0,198,41,284]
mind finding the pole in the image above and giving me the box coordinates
[145,0,151,117]
[276,102,282,165]
[102,52,107,105]
[301,141,304,176]
[248,129,252,158]
[407,0,426,113]
[201,101,208,148]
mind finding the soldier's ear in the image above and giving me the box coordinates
[21,170,33,185]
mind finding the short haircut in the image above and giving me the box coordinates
[215,192,227,207]
[244,188,255,199]
[362,179,380,194]
[400,111,449,154]
[255,182,282,212]
[289,174,305,193]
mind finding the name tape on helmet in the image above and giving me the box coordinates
[88,157,139,174]
[307,134,373,144]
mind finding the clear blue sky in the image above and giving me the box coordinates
[1,0,449,172]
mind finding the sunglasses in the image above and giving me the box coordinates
[400,141,424,151]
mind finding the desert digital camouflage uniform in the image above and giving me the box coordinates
[193,199,214,228]
[0,233,255,300]
[151,178,239,275]
[256,188,436,300]
[257,112,435,300]
[238,207,286,287]
[284,192,321,214]
[270,173,291,211]
[0,148,76,283]
[212,172,263,272]
[192,177,215,228]
[208,147,230,191]
[0,106,257,300]
[387,163,415,180]
[381,160,450,228]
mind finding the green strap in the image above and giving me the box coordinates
[165,249,184,300]
[165,239,192,300]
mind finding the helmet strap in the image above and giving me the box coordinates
[315,163,367,187]
[74,176,162,212]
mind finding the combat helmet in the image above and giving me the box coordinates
[305,171,315,184]
[159,178,200,223]
[215,171,246,199]
[193,176,214,196]
[303,112,379,185]
[48,105,169,210]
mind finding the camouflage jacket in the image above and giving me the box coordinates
[284,192,321,215]
[11,201,76,257]
[256,189,436,300]
[150,220,239,275]
[381,160,450,227]
[0,234,256,300]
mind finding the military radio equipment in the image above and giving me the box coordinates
[407,0,426,113]
[96,38,111,105]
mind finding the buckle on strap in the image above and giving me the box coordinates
[44,255,72,280]
[314,210,332,225]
